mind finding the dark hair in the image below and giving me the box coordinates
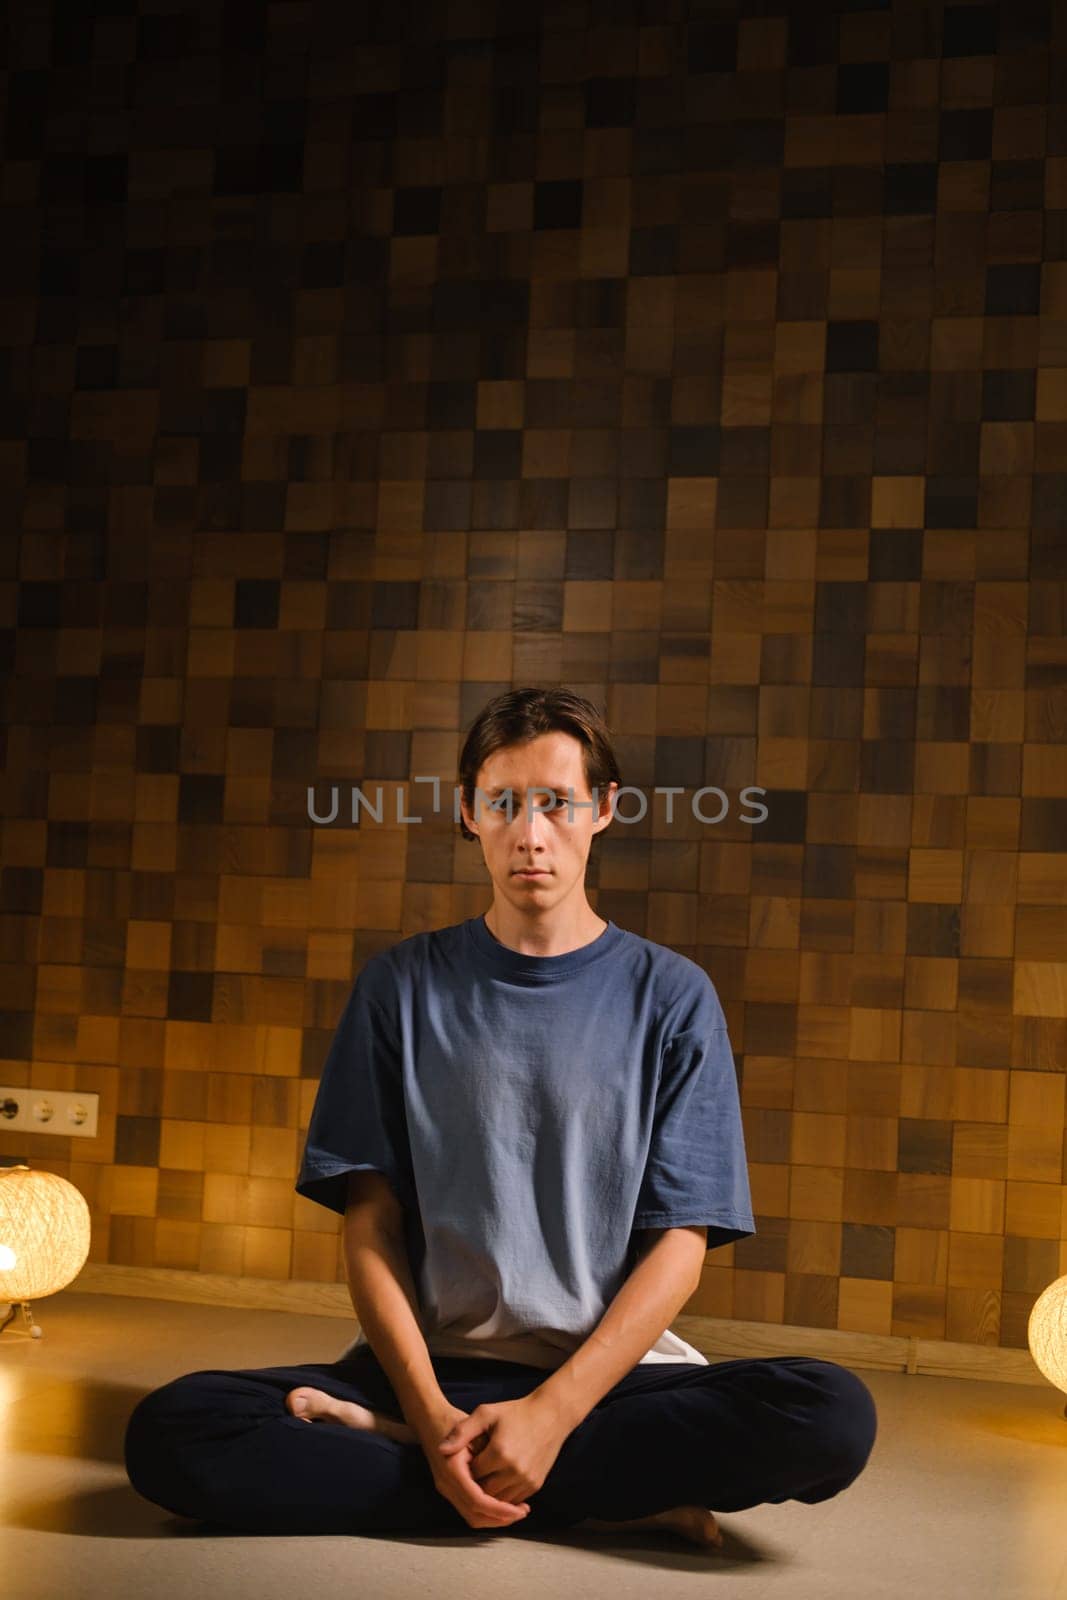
[457,687,621,844]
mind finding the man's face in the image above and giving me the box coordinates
[461,731,616,911]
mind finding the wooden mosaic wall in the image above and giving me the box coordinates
[2,1,1066,1353]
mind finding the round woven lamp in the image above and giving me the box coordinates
[0,1164,91,1339]
[1027,1273,1067,1419]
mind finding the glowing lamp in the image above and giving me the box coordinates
[0,1164,91,1338]
[1027,1274,1067,1418]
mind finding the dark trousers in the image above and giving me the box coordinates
[124,1345,878,1538]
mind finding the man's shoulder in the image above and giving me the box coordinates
[614,924,713,988]
[611,927,725,1029]
[356,920,467,993]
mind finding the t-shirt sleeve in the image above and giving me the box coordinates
[294,967,414,1219]
[631,998,756,1249]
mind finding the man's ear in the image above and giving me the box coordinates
[459,796,479,838]
[594,782,618,832]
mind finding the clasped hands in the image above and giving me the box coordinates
[425,1392,571,1530]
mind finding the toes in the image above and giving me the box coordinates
[286,1388,318,1418]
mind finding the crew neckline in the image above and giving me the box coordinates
[464,913,623,983]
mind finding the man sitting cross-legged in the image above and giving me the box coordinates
[125,686,877,1544]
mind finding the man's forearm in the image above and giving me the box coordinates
[344,1224,452,1443]
[531,1229,703,1432]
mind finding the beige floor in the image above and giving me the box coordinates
[1,1292,1065,1600]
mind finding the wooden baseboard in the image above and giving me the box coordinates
[63,1263,1048,1391]
[67,1262,355,1318]
[669,1313,1046,1390]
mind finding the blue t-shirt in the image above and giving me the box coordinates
[295,914,756,1371]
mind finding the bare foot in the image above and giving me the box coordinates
[285,1385,416,1445]
[580,1505,724,1549]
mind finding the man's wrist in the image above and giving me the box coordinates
[404,1395,457,1446]
[526,1380,586,1434]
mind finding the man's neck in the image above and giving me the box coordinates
[482,904,608,958]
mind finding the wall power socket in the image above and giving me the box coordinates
[0,1086,100,1139]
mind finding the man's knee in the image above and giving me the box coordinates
[124,1372,219,1507]
[804,1360,878,1486]
[127,1370,212,1435]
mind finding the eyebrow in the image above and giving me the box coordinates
[483,784,576,795]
